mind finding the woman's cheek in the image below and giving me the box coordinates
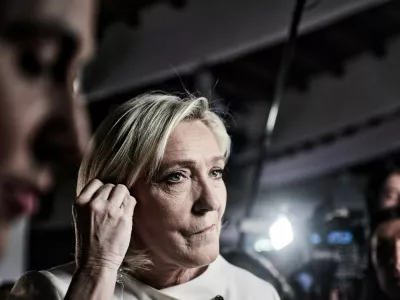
[154,186,191,215]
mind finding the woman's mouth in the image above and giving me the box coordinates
[194,224,216,235]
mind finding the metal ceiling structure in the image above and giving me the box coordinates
[87,0,400,187]
[86,0,388,100]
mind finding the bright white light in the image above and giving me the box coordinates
[269,215,294,251]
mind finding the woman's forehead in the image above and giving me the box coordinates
[163,121,222,161]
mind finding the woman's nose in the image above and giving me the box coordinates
[192,180,220,215]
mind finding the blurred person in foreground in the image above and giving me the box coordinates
[370,207,400,300]
[8,94,280,300]
[0,1,94,258]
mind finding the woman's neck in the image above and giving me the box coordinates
[136,263,207,289]
[128,235,209,289]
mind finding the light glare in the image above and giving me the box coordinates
[269,216,294,250]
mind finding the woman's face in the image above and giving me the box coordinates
[133,120,227,268]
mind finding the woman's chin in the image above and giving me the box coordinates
[182,243,220,268]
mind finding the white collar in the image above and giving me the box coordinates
[123,255,229,300]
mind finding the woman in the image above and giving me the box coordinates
[8,94,280,300]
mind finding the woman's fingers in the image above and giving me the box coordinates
[88,184,114,213]
[73,179,134,270]
[122,196,136,218]
[91,183,114,202]
[75,180,134,217]
[108,184,129,211]
[76,179,104,205]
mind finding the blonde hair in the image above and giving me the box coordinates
[77,93,231,273]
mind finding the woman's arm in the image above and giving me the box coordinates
[65,179,136,300]
[64,266,118,300]
[8,180,135,300]
[7,267,118,300]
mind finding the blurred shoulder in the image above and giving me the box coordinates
[6,262,75,300]
[46,262,75,283]
[219,256,280,300]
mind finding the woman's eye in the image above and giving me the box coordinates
[210,169,224,179]
[165,172,185,183]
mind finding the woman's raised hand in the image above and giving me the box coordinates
[73,179,136,271]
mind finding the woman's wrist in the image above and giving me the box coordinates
[65,263,120,300]
[75,263,119,280]
[77,255,122,273]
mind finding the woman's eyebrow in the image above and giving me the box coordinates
[159,156,226,171]
[159,159,197,171]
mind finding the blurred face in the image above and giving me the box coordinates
[0,0,95,254]
[133,121,227,269]
[372,219,400,300]
[380,173,400,210]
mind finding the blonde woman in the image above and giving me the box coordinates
[8,94,280,300]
